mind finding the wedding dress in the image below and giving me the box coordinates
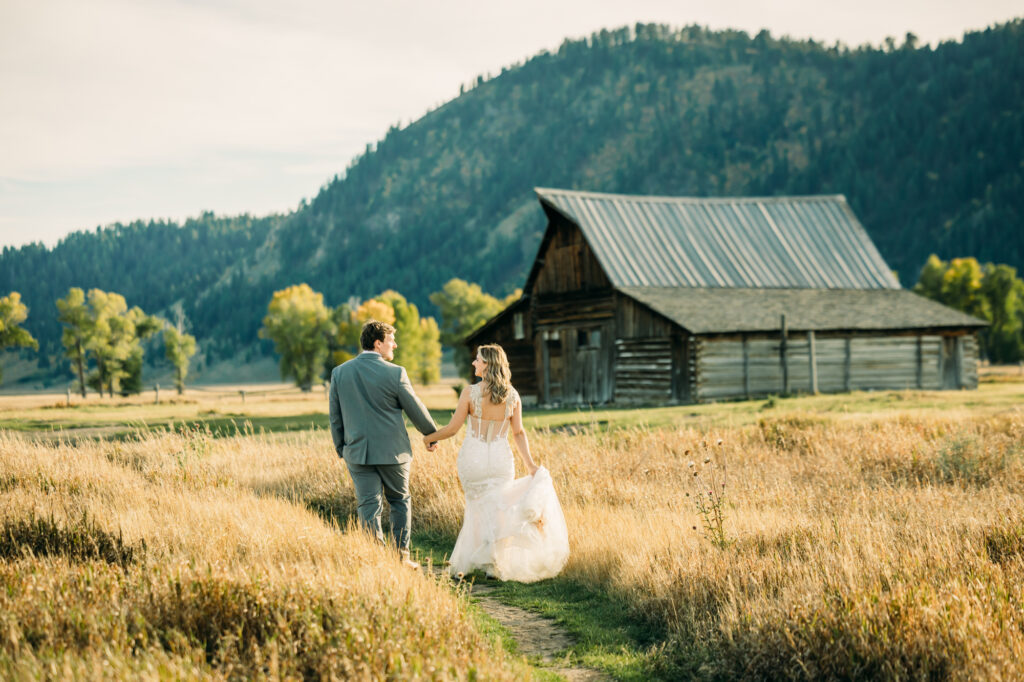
[448,383,569,582]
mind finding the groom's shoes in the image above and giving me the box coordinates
[399,551,421,571]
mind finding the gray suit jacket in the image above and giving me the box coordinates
[328,352,437,465]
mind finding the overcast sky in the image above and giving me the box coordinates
[1,0,1020,250]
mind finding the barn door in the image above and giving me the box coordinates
[671,334,690,403]
[573,327,602,404]
[941,336,961,389]
[541,330,564,404]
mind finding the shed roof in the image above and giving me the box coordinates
[535,188,900,290]
[619,287,988,334]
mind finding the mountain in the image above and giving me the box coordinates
[3,20,1022,377]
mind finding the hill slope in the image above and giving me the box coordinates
[3,21,1022,372]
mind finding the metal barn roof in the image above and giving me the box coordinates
[535,188,900,290]
[619,287,988,334]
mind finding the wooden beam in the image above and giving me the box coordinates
[916,335,923,389]
[844,337,852,392]
[808,330,818,394]
[780,315,789,394]
[955,336,964,389]
[541,332,551,404]
[743,334,750,399]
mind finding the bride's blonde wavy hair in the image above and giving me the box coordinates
[477,344,512,405]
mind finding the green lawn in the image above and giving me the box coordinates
[4,378,1022,439]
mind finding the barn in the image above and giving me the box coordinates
[465,188,987,406]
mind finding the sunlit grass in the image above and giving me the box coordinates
[0,427,531,679]
[3,370,1024,678]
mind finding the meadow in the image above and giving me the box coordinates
[1,368,1023,679]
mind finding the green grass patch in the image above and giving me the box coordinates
[483,579,678,680]
[4,380,1023,441]
[412,530,678,680]
[158,414,329,437]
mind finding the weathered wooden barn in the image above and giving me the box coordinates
[466,188,987,406]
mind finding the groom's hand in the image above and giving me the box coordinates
[426,441,438,452]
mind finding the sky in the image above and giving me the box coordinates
[1,0,1021,250]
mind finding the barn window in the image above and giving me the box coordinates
[577,329,601,348]
[513,312,524,340]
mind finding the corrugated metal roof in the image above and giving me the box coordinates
[535,188,900,290]
[619,287,988,334]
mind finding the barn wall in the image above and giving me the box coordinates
[614,338,672,404]
[695,332,980,401]
[532,215,611,296]
[615,294,676,338]
[961,335,979,389]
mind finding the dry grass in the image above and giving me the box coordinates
[459,411,1023,679]
[0,427,528,680]
[3,377,1024,679]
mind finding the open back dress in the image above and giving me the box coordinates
[448,382,569,582]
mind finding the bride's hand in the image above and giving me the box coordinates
[528,464,539,476]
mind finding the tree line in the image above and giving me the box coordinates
[257,278,519,390]
[0,287,196,395]
[0,277,516,392]
[3,254,1022,395]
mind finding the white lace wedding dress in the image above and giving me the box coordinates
[448,384,569,582]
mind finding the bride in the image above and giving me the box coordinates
[424,344,569,582]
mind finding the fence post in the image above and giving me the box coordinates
[154,383,159,404]
[780,315,789,394]
[808,330,818,394]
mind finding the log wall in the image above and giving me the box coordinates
[695,332,980,401]
[614,337,672,404]
[961,335,979,389]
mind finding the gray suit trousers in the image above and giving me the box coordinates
[347,460,411,550]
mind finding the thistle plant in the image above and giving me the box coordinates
[685,438,732,549]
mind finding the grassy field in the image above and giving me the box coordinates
[2,369,1023,679]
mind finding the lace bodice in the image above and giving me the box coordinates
[467,383,518,443]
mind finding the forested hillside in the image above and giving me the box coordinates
[3,20,1022,372]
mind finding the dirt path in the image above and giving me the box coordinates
[459,578,610,681]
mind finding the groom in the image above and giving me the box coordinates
[328,320,438,568]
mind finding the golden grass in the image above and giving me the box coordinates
[0,428,528,680]
[497,412,1024,679]
[3,377,1024,679]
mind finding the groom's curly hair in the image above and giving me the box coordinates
[360,320,396,351]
